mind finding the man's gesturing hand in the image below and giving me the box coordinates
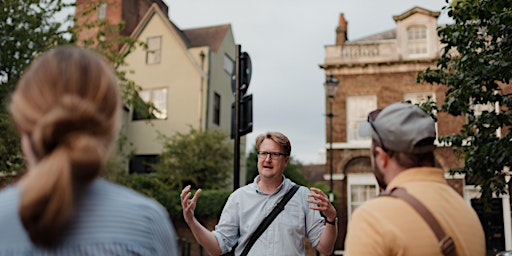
[307,187,337,221]
[180,185,202,224]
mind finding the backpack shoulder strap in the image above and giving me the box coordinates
[240,184,300,256]
[380,187,457,256]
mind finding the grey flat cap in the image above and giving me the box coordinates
[359,102,436,153]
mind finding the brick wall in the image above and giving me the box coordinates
[325,67,467,251]
[74,0,168,45]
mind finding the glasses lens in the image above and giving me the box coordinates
[258,152,268,159]
[258,151,284,159]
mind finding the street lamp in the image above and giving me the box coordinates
[324,74,339,203]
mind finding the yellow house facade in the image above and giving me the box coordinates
[122,3,246,185]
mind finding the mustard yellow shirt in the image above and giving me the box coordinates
[344,167,485,256]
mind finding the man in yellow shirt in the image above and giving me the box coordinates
[344,102,485,256]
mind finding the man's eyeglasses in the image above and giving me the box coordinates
[367,109,386,150]
[257,151,287,159]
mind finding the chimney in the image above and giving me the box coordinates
[335,13,348,45]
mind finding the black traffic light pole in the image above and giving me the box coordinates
[233,45,241,190]
[232,44,252,191]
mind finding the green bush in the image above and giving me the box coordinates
[192,189,232,219]
[112,173,231,220]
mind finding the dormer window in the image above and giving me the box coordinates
[407,26,427,55]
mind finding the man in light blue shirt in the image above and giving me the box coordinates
[181,132,338,255]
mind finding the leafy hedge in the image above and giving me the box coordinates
[113,173,231,220]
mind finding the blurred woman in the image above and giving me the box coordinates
[0,46,178,255]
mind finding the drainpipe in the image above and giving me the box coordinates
[199,50,206,131]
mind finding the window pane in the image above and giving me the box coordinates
[214,93,221,125]
[129,155,159,174]
[347,95,377,141]
[152,88,167,119]
[473,102,494,116]
[407,26,427,55]
[404,92,435,105]
[139,90,150,103]
[224,55,234,75]
[97,3,106,20]
[132,89,167,120]
[146,36,161,64]
[350,184,377,213]
[132,90,151,121]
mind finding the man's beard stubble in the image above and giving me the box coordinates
[371,156,387,191]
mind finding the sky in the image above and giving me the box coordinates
[163,0,452,164]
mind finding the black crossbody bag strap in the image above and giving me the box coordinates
[239,184,300,256]
[380,187,457,256]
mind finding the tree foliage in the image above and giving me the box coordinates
[245,145,309,186]
[151,128,233,190]
[418,0,512,204]
[0,0,147,185]
[0,0,73,177]
[0,0,72,95]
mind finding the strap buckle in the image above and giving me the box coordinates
[440,236,455,255]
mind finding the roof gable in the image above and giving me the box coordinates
[351,6,439,42]
[125,4,232,53]
[123,3,206,77]
[182,24,231,52]
[128,3,188,49]
[393,6,440,22]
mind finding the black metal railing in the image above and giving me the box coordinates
[177,237,191,256]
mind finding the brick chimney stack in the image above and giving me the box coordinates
[335,13,348,45]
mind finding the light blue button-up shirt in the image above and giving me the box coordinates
[213,176,325,256]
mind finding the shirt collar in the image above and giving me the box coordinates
[253,175,287,195]
[386,167,447,190]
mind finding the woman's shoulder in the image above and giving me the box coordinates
[0,185,21,212]
[81,179,169,219]
[69,179,174,239]
[0,184,19,199]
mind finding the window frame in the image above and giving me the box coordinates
[346,95,377,143]
[347,173,379,220]
[97,2,107,20]
[146,36,162,64]
[129,154,159,174]
[224,54,234,75]
[132,87,168,121]
[407,25,428,56]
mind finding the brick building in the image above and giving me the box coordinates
[74,0,168,44]
[321,6,511,254]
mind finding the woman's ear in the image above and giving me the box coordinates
[21,133,38,168]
